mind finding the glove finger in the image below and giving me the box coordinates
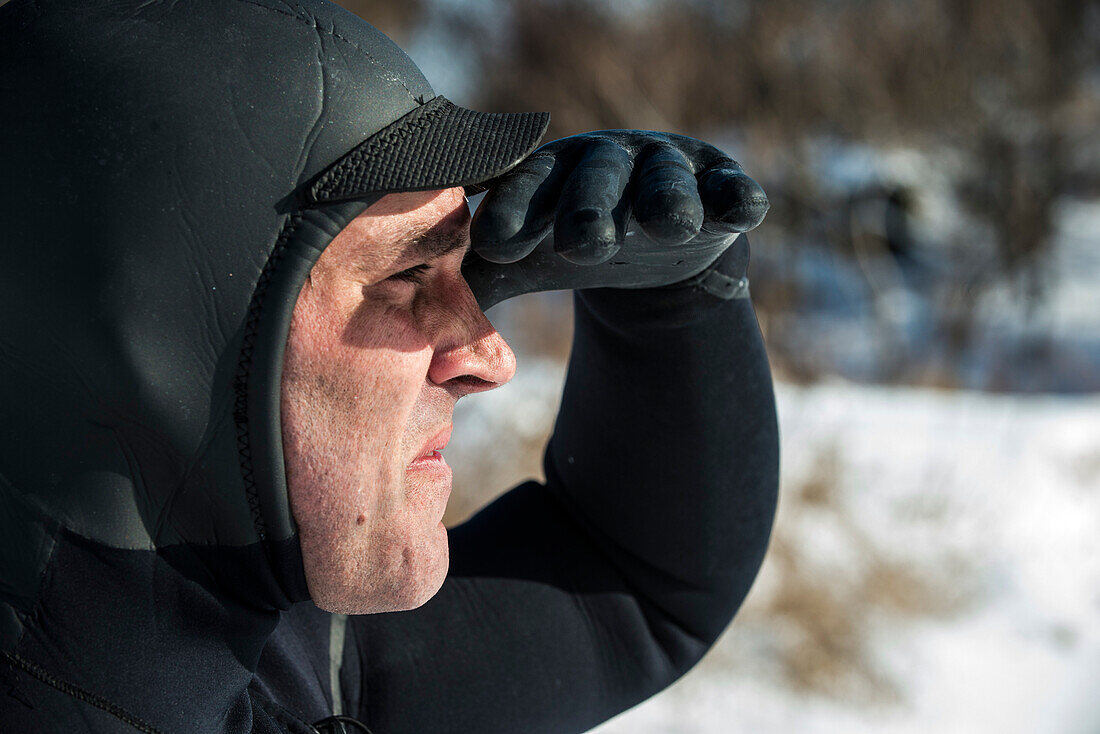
[554,139,634,265]
[697,164,770,234]
[469,152,570,264]
[632,143,704,245]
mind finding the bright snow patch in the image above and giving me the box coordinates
[590,380,1100,734]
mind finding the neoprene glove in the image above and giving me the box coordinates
[462,131,768,310]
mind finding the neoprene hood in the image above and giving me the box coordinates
[0,0,549,644]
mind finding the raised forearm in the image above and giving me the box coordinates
[544,240,779,641]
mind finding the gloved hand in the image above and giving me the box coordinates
[462,130,768,310]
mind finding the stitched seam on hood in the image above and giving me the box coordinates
[234,212,303,541]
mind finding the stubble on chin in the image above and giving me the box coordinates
[304,515,450,615]
[362,521,450,612]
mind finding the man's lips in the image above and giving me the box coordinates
[408,425,453,467]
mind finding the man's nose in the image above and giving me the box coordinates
[426,275,517,394]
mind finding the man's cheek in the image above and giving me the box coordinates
[345,298,431,352]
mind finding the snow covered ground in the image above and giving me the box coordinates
[590,380,1100,734]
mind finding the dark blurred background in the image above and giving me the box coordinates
[335,2,1100,732]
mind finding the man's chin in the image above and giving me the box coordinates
[391,527,451,611]
[309,529,450,615]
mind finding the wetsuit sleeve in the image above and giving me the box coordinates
[345,242,779,734]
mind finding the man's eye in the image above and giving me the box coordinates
[389,264,431,284]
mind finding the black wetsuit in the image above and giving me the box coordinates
[0,1,778,732]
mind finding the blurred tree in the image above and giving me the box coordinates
[328,0,1100,388]
[330,0,1099,271]
[467,0,1099,386]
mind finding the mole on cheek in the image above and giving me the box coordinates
[356,514,367,526]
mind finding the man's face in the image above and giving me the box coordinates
[280,187,516,614]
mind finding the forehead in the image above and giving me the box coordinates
[321,188,470,272]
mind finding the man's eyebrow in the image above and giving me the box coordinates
[404,228,471,262]
[353,228,470,276]
[351,201,473,274]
